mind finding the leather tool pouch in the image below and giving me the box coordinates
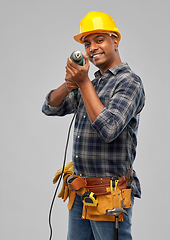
[81,187,132,222]
[67,175,87,191]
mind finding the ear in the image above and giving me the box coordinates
[113,37,119,51]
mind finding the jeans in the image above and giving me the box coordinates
[67,194,134,240]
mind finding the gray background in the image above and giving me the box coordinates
[1,0,169,239]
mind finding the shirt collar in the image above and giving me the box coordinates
[109,62,130,75]
[94,62,130,79]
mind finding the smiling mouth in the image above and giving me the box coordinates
[91,53,103,59]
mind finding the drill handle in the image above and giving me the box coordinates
[72,89,78,96]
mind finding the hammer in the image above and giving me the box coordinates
[106,208,128,240]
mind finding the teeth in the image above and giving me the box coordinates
[93,54,102,58]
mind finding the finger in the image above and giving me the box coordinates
[67,57,75,67]
[65,72,78,86]
[65,78,79,89]
[67,57,81,69]
[82,53,90,66]
[65,73,73,83]
[65,73,70,81]
[65,64,74,78]
[82,52,88,59]
[82,53,88,61]
[66,63,80,80]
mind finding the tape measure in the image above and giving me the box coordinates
[82,191,98,207]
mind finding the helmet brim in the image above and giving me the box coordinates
[74,29,121,44]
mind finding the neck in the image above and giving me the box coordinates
[99,51,122,75]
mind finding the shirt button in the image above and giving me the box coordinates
[78,136,80,138]
[83,115,86,118]
[76,155,78,158]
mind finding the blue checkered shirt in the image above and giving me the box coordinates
[42,63,145,198]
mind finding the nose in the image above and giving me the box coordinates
[90,40,98,53]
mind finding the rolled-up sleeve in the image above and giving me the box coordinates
[42,90,75,116]
[91,77,145,143]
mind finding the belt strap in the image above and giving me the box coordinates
[67,167,133,196]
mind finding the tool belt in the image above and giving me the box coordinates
[53,162,133,222]
[67,168,133,196]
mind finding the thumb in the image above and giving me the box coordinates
[82,53,90,65]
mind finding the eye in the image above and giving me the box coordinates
[84,42,91,49]
[97,39,104,44]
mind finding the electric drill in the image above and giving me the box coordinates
[70,51,84,95]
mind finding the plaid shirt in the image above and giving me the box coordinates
[42,63,145,198]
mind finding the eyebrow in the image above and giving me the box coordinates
[83,34,106,43]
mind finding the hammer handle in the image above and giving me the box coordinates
[114,228,119,240]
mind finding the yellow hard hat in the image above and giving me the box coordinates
[74,11,121,44]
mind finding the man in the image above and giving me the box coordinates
[42,11,145,240]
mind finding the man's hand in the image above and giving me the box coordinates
[65,77,79,93]
[65,53,104,123]
[65,53,90,88]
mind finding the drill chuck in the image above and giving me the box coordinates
[72,51,82,61]
[70,51,84,66]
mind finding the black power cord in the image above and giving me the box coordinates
[48,95,78,240]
